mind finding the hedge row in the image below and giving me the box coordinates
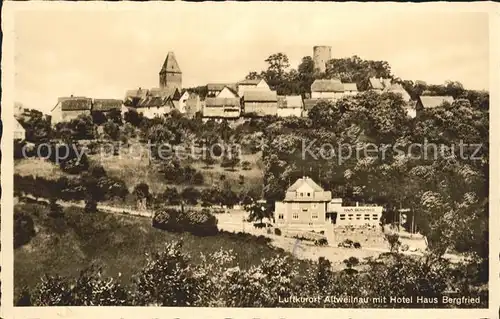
[14,173,128,202]
[152,208,218,236]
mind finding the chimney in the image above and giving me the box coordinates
[356,201,359,207]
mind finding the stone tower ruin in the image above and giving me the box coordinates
[313,46,332,73]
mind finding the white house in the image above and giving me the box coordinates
[126,96,175,119]
[237,79,269,97]
[177,91,190,113]
[217,86,239,98]
[207,83,238,98]
[14,118,26,140]
[342,83,359,96]
[369,78,411,102]
[310,79,345,100]
[415,95,454,117]
[277,95,303,117]
[51,96,93,125]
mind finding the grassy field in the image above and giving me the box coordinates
[14,158,68,180]
[89,147,264,194]
[14,202,307,298]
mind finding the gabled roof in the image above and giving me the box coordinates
[287,176,324,192]
[15,118,26,131]
[205,97,240,107]
[343,83,358,91]
[243,89,277,102]
[160,51,181,74]
[149,87,180,100]
[92,99,122,112]
[136,96,172,108]
[219,86,239,97]
[278,95,303,108]
[418,96,455,109]
[369,78,385,90]
[125,88,148,100]
[239,78,263,85]
[60,97,93,111]
[303,98,327,111]
[311,79,344,92]
[207,83,238,92]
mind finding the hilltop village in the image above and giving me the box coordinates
[48,46,456,125]
[13,43,489,307]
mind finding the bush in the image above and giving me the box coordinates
[241,161,252,170]
[253,222,266,229]
[274,228,282,236]
[14,211,36,248]
[353,242,362,249]
[152,208,218,236]
[315,238,328,246]
[343,256,360,268]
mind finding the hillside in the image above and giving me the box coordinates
[14,202,307,298]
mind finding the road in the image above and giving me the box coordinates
[18,195,465,263]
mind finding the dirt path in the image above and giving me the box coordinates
[18,195,464,263]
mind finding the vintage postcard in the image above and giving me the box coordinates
[1,1,499,318]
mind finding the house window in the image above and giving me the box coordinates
[364,214,370,220]
[348,214,354,220]
[339,214,346,220]
[373,214,379,221]
[356,214,362,220]
[307,192,311,197]
[300,192,304,197]
[302,208,308,212]
[312,203,317,209]
[292,212,299,220]
[311,211,318,219]
[278,214,284,220]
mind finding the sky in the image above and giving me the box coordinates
[13,4,489,113]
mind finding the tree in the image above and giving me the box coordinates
[245,71,261,80]
[220,155,240,171]
[17,109,52,143]
[124,110,144,127]
[325,56,392,90]
[296,56,316,95]
[103,121,120,141]
[134,242,199,306]
[181,187,201,206]
[133,183,150,210]
[148,124,174,145]
[14,211,36,248]
[244,199,273,224]
[385,233,401,253]
[107,109,123,125]
[91,111,107,126]
[162,187,181,205]
[262,53,290,91]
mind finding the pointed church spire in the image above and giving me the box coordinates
[160,51,181,74]
[159,51,182,90]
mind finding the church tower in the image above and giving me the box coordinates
[159,51,182,91]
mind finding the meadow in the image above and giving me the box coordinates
[14,202,310,298]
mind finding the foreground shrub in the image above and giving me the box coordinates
[20,266,130,306]
[274,228,282,236]
[14,211,36,248]
[134,242,199,306]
